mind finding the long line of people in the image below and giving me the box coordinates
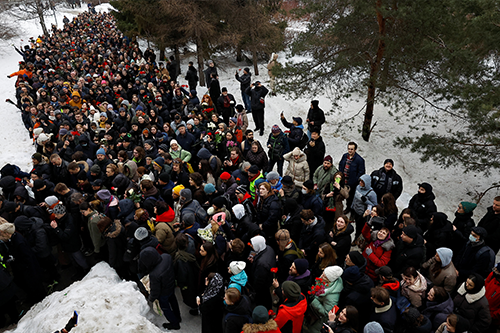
[0,7,499,333]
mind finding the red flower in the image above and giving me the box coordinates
[270,267,278,274]
[268,309,275,316]
[247,242,252,246]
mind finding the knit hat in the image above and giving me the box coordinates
[311,100,319,107]
[96,189,112,201]
[158,143,169,152]
[170,139,179,147]
[348,251,365,267]
[418,182,433,193]
[204,183,216,194]
[44,195,60,207]
[374,266,393,278]
[323,266,343,283]
[90,179,103,187]
[187,119,195,127]
[180,189,192,201]
[32,152,43,162]
[363,322,384,333]
[96,147,106,156]
[134,227,148,241]
[323,155,333,163]
[235,185,248,195]
[33,179,46,190]
[292,117,302,125]
[0,222,15,234]
[282,281,301,299]
[282,176,294,186]
[271,125,280,133]
[342,266,362,282]
[248,165,259,174]
[212,196,226,209]
[229,261,246,275]
[292,147,301,156]
[294,259,309,275]
[460,201,477,214]
[436,247,453,267]
[159,173,170,183]
[100,112,107,118]
[220,172,231,181]
[153,156,164,168]
[229,117,237,124]
[384,159,394,166]
[255,178,266,188]
[53,204,66,215]
[266,171,280,181]
[252,306,269,324]
[90,164,101,174]
[471,226,488,240]
[243,67,250,73]
[402,225,418,239]
[303,179,314,190]
[172,185,185,196]
[221,87,227,92]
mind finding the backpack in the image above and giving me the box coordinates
[297,131,309,149]
[475,245,496,271]
[283,240,305,259]
[209,155,222,178]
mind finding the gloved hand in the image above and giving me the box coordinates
[365,247,373,256]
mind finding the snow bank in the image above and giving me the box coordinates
[6,262,163,333]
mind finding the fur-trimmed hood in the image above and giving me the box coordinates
[370,231,395,251]
[457,283,486,304]
[242,319,279,333]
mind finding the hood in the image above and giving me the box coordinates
[230,270,248,287]
[13,215,34,231]
[436,247,453,267]
[118,199,135,218]
[242,319,279,333]
[72,90,81,98]
[111,173,131,189]
[0,176,16,191]
[139,247,162,273]
[251,235,266,253]
[359,174,372,190]
[197,147,212,160]
[279,294,307,316]
[124,160,138,180]
[13,185,29,200]
[431,212,448,229]
[233,204,245,220]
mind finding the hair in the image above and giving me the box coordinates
[259,182,272,195]
[172,158,184,172]
[135,208,147,220]
[300,209,315,221]
[97,216,113,233]
[155,201,170,215]
[403,266,418,278]
[50,153,61,161]
[245,129,253,135]
[134,146,146,160]
[141,179,154,190]
[446,314,458,328]
[118,150,128,161]
[79,201,91,211]
[431,286,449,304]
[54,182,69,193]
[231,238,245,254]
[382,193,398,216]
[344,305,359,332]
[199,160,213,180]
[494,196,500,202]
[348,141,358,150]
[71,192,84,204]
[189,172,204,187]
[200,242,219,272]
[402,308,426,327]
[71,151,86,162]
[373,204,385,217]
[275,229,291,252]
[137,166,147,177]
[175,233,189,250]
[225,288,241,304]
[371,286,390,304]
[67,161,80,171]
[404,217,417,227]
[316,242,337,269]
[106,164,118,174]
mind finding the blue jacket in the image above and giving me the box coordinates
[228,271,248,292]
[338,152,366,187]
[176,131,196,151]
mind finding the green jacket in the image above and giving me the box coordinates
[170,148,192,162]
[310,278,344,333]
[87,210,104,253]
[313,165,338,194]
[250,173,264,200]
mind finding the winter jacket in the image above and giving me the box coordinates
[390,234,426,277]
[102,219,126,269]
[408,190,437,232]
[451,211,475,254]
[477,206,500,254]
[53,213,82,253]
[280,118,305,150]
[351,174,377,215]
[309,278,344,333]
[275,294,307,333]
[13,216,52,258]
[174,249,198,309]
[361,223,395,281]
[245,85,269,112]
[251,245,276,290]
[267,132,290,161]
[154,221,177,255]
[304,136,326,178]
[369,297,398,333]
[455,240,494,279]
[301,193,323,217]
[453,283,492,333]
[139,248,175,301]
[340,273,374,312]
[257,194,282,233]
[223,295,253,333]
[313,166,338,195]
[235,72,251,91]
[485,271,500,327]
[400,270,427,308]
[424,212,454,259]
[170,147,192,163]
[327,224,355,266]
[246,142,269,171]
[338,153,365,187]
[86,210,104,253]
[306,106,325,132]
[283,150,310,187]
[421,295,454,330]
[298,217,326,259]
[176,131,196,152]
[422,256,457,293]
[370,167,403,201]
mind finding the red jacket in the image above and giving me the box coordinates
[275,294,307,333]
[361,223,395,281]
[485,272,500,326]
[156,207,175,223]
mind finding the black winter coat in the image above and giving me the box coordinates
[389,234,425,277]
[245,86,269,112]
[139,248,175,301]
[370,167,403,201]
[53,213,82,253]
[304,136,326,177]
[257,194,282,234]
[223,295,253,333]
[455,241,493,279]
[280,118,305,149]
[13,216,51,258]
[306,106,325,132]
[424,212,453,259]
[477,206,500,254]
[326,223,354,266]
[251,246,276,289]
[408,191,437,232]
[298,217,326,259]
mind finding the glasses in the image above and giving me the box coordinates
[172,160,181,164]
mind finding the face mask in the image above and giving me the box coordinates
[469,234,478,243]
[301,189,308,194]
[49,116,56,121]
[179,198,186,205]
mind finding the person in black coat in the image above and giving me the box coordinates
[338,142,366,211]
[204,60,218,88]
[0,262,18,328]
[245,82,269,136]
[280,114,305,150]
[370,159,403,202]
[167,55,178,82]
[281,198,303,243]
[408,182,437,232]
[185,62,199,91]
[304,130,326,180]
[97,217,126,275]
[327,216,354,266]
[249,235,276,309]
[477,197,500,254]
[425,212,453,259]
[223,288,253,333]
[389,226,425,277]
[298,209,326,265]
[217,88,236,125]
[339,266,374,320]
[454,226,495,280]
[199,273,225,333]
[256,183,282,244]
[306,100,325,136]
[209,73,221,103]
[139,247,181,330]
[235,67,252,112]
[451,202,476,257]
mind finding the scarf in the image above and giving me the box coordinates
[236,113,243,127]
[202,273,224,303]
[373,232,391,248]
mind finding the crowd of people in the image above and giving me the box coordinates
[0,6,499,333]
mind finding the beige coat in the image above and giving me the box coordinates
[284,148,310,187]
[422,257,457,293]
[154,222,177,255]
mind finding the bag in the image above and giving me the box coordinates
[396,295,411,313]
[297,132,309,149]
[283,241,305,259]
[209,155,222,178]
[475,246,496,271]
[354,233,369,251]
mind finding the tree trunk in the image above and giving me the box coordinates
[252,48,259,76]
[236,47,242,62]
[196,38,205,86]
[174,45,181,75]
[362,0,386,142]
[36,0,49,36]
